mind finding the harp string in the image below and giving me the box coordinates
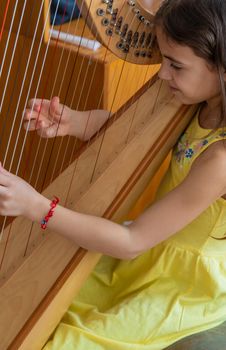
[58,0,139,161]
[124,68,155,144]
[0,0,11,42]
[23,0,92,192]
[2,0,47,170]
[25,0,141,252]
[0,0,65,261]
[123,20,158,143]
[55,58,160,189]
[125,57,163,144]
[0,0,19,76]
[0,0,29,113]
[47,44,101,184]
[22,0,97,255]
[62,0,159,203]
[30,0,148,196]
[19,0,66,177]
[22,0,89,254]
[27,1,84,186]
[90,64,157,181]
[24,1,81,257]
[83,1,149,181]
[27,0,110,192]
[0,0,159,270]
[50,0,81,95]
[0,0,53,267]
[55,1,136,194]
[0,0,39,157]
[90,59,127,183]
[30,1,94,187]
[0,0,48,256]
[2,0,141,213]
[48,0,118,185]
[62,7,158,213]
[1,0,82,265]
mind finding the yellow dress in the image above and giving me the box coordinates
[44,110,226,350]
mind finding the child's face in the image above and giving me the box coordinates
[156,26,222,106]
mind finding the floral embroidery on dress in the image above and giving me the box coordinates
[174,130,226,164]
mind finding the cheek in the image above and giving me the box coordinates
[170,82,202,104]
[193,78,221,100]
[175,73,220,103]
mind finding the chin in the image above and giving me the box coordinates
[174,94,196,105]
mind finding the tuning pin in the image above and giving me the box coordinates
[96,8,105,16]
[106,28,113,36]
[102,18,110,26]
[133,8,140,15]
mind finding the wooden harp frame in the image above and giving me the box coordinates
[0,1,197,349]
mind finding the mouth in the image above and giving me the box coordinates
[169,85,180,92]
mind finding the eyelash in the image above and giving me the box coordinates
[170,63,182,70]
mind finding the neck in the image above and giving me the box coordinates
[205,92,222,109]
[199,101,223,129]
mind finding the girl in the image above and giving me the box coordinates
[1,0,226,348]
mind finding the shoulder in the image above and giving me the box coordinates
[191,139,226,191]
[193,139,226,170]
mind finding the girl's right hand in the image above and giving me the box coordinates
[23,97,74,138]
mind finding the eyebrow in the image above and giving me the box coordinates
[163,55,184,65]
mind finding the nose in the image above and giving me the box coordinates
[158,61,172,81]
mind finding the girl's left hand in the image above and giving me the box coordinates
[0,164,43,220]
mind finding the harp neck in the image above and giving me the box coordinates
[76,0,162,65]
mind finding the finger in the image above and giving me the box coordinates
[23,108,42,121]
[27,98,38,108]
[23,109,39,121]
[49,96,62,121]
[37,124,59,138]
[27,98,43,110]
[27,98,52,114]
[23,109,51,124]
[24,119,51,131]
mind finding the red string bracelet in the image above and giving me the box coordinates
[41,196,59,230]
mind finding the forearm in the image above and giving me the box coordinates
[34,197,134,259]
[69,109,111,141]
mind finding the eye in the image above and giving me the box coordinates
[170,63,182,70]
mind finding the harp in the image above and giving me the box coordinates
[0,1,197,349]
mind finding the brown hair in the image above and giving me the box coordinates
[154,0,226,127]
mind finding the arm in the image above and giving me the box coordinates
[35,141,226,258]
[24,97,110,141]
[0,142,226,260]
